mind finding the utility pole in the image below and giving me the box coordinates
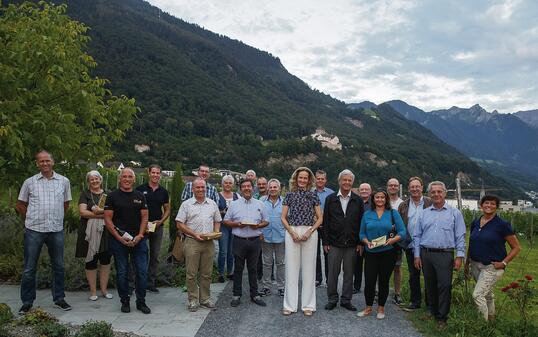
[456,177,462,210]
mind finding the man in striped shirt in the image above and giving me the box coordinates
[16,150,72,314]
[181,164,220,204]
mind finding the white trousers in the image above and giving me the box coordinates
[283,226,318,312]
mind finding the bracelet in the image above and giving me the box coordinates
[501,261,507,267]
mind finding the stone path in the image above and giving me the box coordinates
[1,280,422,337]
[0,284,225,337]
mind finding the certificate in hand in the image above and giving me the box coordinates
[371,235,387,248]
[241,220,258,227]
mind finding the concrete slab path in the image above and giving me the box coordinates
[0,283,226,337]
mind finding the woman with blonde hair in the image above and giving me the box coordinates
[281,167,322,316]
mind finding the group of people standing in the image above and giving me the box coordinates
[15,150,521,330]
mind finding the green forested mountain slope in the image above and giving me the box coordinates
[62,0,518,195]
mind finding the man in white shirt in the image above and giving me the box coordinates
[176,178,221,312]
[387,178,404,305]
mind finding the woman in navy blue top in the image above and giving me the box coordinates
[357,190,406,319]
[465,195,520,321]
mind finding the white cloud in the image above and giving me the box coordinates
[148,0,538,113]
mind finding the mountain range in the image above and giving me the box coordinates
[50,0,524,196]
[349,100,538,191]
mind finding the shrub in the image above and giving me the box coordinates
[18,308,57,326]
[0,303,13,325]
[75,320,114,337]
[36,321,69,337]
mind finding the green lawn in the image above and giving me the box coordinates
[400,237,538,337]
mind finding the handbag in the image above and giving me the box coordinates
[171,234,185,263]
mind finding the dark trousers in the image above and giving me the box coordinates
[147,226,164,287]
[21,229,65,305]
[316,235,328,283]
[110,237,148,303]
[421,250,453,321]
[233,236,261,298]
[364,249,396,306]
[257,250,263,281]
[353,251,364,291]
[327,246,356,305]
[405,248,425,307]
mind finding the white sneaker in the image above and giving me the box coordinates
[376,312,385,319]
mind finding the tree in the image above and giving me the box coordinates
[0,1,138,188]
[168,163,185,251]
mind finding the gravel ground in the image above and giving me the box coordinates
[195,281,423,337]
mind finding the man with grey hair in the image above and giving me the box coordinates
[387,177,404,305]
[260,179,286,296]
[322,169,364,311]
[16,150,72,314]
[413,181,466,329]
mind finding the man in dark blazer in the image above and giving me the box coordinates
[322,169,364,311]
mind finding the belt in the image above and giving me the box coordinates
[233,235,259,241]
[422,247,454,253]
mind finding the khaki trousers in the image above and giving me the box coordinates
[184,237,215,303]
[470,260,504,320]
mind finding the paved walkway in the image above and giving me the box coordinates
[195,282,422,337]
[0,284,226,337]
[1,281,422,337]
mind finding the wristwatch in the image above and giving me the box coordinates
[501,261,507,268]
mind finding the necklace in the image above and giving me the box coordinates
[89,189,103,206]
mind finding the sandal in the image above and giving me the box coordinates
[303,309,313,316]
[282,309,292,316]
[356,309,372,317]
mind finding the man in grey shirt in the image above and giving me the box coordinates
[16,150,72,314]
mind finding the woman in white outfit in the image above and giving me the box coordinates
[281,167,322,316]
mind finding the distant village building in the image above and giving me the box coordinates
[309,128,342,151]
[499,200,534,212]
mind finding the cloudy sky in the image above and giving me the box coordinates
[148,0,538,113]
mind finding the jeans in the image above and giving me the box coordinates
[21,229,65,305]
[217,224,234,276]
[110,237,148,302]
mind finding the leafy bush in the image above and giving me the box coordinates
[36,321,69,337]
[18,308,57,326]
[0,303,13,325]
[75,320,114,337]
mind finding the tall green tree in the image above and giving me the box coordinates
[0,1,138,188]
[168,163,185,251]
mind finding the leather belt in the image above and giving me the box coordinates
[233,235,259,241]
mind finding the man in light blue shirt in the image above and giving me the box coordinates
[413,181,466,328]
[260,179,286,296]
[313,170,334,286]
[224,179,269,307]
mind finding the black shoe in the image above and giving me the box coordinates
[19,304,32,315]
[402,303,421,312]
[393,294,404,306]
[325,302,337,310]
[54,299,72,311]
[315,281,321,287]
[278,289,285,297]
[230,296,241,307]
[217,275,225,283]
[121,300,130,313]
[340,303,357,311]
[251,296,266,307]
[259,288,271,297]
[147,286,160,293]
[136,301,151,314]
